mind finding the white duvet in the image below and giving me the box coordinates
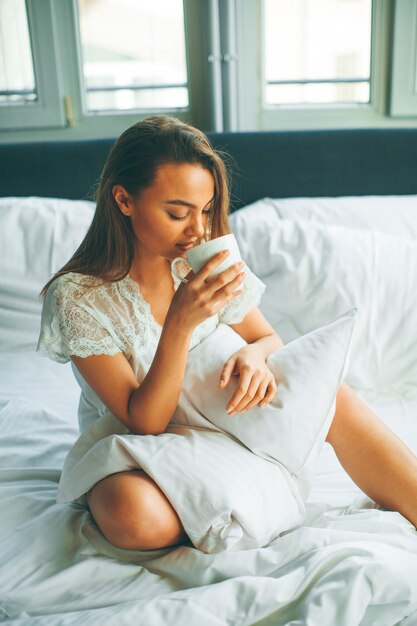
[1,195,417,625]
[1,388,417,625]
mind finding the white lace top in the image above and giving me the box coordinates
[36,262,266,433]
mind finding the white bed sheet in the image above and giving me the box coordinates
[1,349,417,625]
[0,351,80,422]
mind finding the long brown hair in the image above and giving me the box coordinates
[40,115,232,299]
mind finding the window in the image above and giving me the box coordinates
[0,0,37,105]
[235,0,411,130]
[76,0,189,113]
[0,0,207,136]
[263,0,372,107]
[1,0,416,138]
[0,0,65,131]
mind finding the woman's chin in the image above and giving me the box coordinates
[171,249,188,258]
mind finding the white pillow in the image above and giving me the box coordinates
[56,311,356,553]
[0,197,94,351]
[230,207,417,396]
[240,195,417,239]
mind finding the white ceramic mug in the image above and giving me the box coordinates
[171,234,244,287]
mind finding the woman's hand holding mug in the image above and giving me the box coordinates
[171,234,244,289]
[167,248,246,331]
[168,235,246,331]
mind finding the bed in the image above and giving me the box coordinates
[1,128,417,625]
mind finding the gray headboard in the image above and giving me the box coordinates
[1,128,417,210]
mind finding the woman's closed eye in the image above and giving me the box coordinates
[168,208,212,221]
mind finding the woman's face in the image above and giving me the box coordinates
[116,162,215,262]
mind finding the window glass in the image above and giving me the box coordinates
[264,0,372,106]
[77,0,189,112]
[0,0,37,104]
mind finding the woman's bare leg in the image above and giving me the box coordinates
[87,470,190,550]
[325,382,417,528]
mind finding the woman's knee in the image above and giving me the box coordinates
[87,471,187,550]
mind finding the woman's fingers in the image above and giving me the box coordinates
[219,357,237,388]
[225,368,252,414]
[259,380,278,407]
[239,377,271,412]
[170,251,245,328]
[210,272,245,314]
[226,371,262,415]
[228,376,277,415]
[209,261,245,288]
[195,253,244,295]
[192,250,230,285]
[183,251,246,318]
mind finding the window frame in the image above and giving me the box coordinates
[72,0,191,122]
[235,0,417,130]
[389,0,417,116]
[0,0,212,140]
[0,0,66,131]
[2,0,417,141]
[60,0,212,134]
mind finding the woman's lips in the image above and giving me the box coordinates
[176,243,194,251]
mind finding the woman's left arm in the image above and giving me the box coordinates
[219,307,284,416]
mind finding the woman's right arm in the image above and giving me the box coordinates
[71,319,193,435]
[71,251,245,435]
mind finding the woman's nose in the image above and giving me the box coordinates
[185,214,206,239]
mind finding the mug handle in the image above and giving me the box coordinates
[171,257,192,283]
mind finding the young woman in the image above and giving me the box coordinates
[38,115,417,551]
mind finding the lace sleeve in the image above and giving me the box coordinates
[36,275,122,363]
[219,263,266,325]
